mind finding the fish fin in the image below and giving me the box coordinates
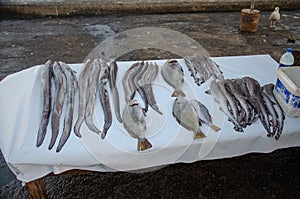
[210,124,221,132]
[137,138,152,151]
[194,130,206,139]
[172,90,185,97]
[101,132,107,139]
[205,90,211,95]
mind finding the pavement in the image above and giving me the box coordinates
[0,3,300,199]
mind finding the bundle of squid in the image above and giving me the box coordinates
[208,77,284,140]
[74,58,113,140]
[184,55,224,86]
[36,60,78,152]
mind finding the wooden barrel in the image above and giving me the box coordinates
[239,9,260,33]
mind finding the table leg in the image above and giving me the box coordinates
[26,179,47,199]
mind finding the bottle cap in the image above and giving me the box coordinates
[287,48,293,53]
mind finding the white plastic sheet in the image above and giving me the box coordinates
[0,55,299,182]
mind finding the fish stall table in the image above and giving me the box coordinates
[0,55,300,198]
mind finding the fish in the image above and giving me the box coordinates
[161,59,185,97]
[262,83,285,140]
[73,59,92,138]
[108,60,122,123]
[56,62,78,152]
[190,99,220,132]
[184,55,223,86]
[123,99,152,151]
[36,60,53,147]
[122,62,139,103]
[217,80,240,123]
[184,56,207,85]
[242,77,271,135]
[142,62,162,115]
[99,59,112,139]
[132,61,149,112]
[49,61,67,150]
[209,79,243,132]
[173,97,206,139]
[224,79,253,126]
[85,59,102,135]
[262,92,278,136]
[234,78,257,123]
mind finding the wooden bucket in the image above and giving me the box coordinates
[239,9,260,33]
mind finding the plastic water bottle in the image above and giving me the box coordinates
[279,48,294,67]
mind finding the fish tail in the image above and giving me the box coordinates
[48,134,58,150]
[171,90,185,97]
[73,122,82,138]
[194,129,206,139]
[151,104,163,115]
[36,129,46,147]
[137,138,152,151]
[210,124,221,132]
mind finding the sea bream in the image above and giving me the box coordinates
[36,60,53,147]
[161,59,185,97]
[123,99,152,151]
[190,99,220,132]
[49,61,67,150]
[173,97,206,139]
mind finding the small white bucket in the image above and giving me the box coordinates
[274,66,300,117]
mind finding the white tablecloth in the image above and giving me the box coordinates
[0,55,299,182]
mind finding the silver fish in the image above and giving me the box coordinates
[262,83,285,140]
[173,97,206,139]
[123,99,152,151]
[36,60,53,147]
[122,62,139,103]
[184,55,223,86]
[217,80,240,123]
[262,92,278,136]
[224,79,252,125]
[56,62,77,152]
[132,61,149,112]
[234,78,257,123]
[74,59,92,138]
[209,80,243,132]
[99,59,112,139]
[190,99,220,132]
[161,59,185,97]
[108,60,122,123]
[142,62,162,115]
[242,77,271,134]
[49,61,67,150]
[85,59,102,135]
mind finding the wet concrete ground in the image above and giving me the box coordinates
[0,10,300,198]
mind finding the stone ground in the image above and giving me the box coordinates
[0,10,300,198]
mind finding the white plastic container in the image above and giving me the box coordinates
[274,66,300,117]
[279,48,294,67]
